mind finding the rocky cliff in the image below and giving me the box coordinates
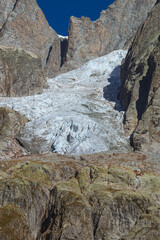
[0,0,157,80]
[0,0,61,80]
[0,1,160,239]
[119,1,160,154]
[0,46,46,97]
[64,0,157,70]
[0,152,159,240]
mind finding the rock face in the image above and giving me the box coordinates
[0,152,159,239]
[0,107,28,159]
[65,0,157,69]
[0,107,28,136]
[119,1,160,153]
[0,0,61,76]
[0,0,157,78]
[0,46,46,97]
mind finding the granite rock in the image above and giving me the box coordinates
[0,152,159,239]
[64,0,157,69]
[0,0,61,77]
[0,107,28,159]
[0,46,46,97]
[119,1,160,154]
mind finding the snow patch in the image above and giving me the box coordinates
[58,35,68,39]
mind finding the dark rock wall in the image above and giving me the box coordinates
[119,1,160,153]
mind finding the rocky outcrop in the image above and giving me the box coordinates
[0,107,28,159]
[119,1,160,153]
[0,107,28,136]
[0,152,159,239]
[0,0,61,76]
[0,136,28,160]
[0,0,156,78]
[64,0,157,69]
[0,46,46,97]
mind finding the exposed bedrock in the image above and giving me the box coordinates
[64,0,157,70]
[119,1,160,154]
[0,0,157,79]
[0,0,61,77]
[0,46,46,97]
[0,153,159,239]
[0,107,28,159]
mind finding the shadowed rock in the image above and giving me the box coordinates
[119,1,160,154]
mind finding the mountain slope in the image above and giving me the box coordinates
[64,0,157,70]
[119,1,160,154]
[0,152,159,240]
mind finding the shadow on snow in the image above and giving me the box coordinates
[103,66,123,112]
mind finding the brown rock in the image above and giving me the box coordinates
[0,0,61,77]
[119,1,160,154]
[45,37,61,78]
[64,0,156,69]
[0,136,28,160]
[0,107,28,136]
[0,46,46,97]
[0,152,159,239]
[0,205,31,240]
[0,107,28,159]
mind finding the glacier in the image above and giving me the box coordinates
[0,49,130,155]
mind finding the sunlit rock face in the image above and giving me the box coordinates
[65,0,157,70]
[0,0,60,76]
[0,46,45,97]
[0,50,130,155]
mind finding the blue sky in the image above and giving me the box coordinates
[37,0,114,36]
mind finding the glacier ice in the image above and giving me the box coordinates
[0,49,130,155]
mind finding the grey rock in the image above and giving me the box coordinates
[0,45,46,97]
